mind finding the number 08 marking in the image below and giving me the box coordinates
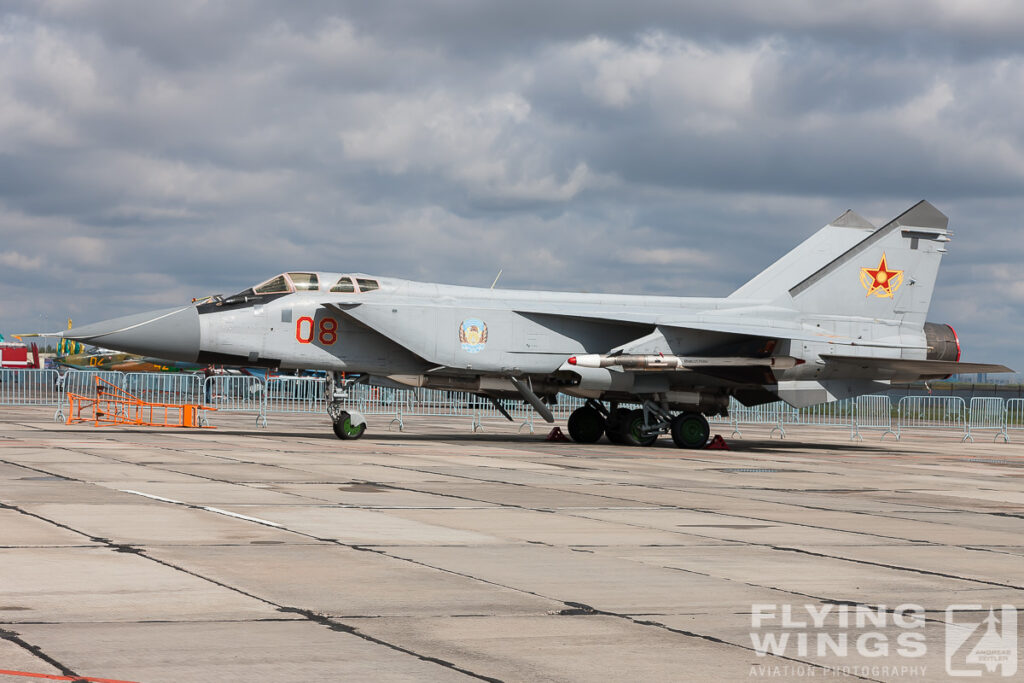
[295,316,338,345]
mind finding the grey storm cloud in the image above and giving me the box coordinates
[0,1,1022,368]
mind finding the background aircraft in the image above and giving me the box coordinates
[54,201,1012,447]
[51,349,202,373]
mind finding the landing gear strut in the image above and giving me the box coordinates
[622,408,658,447]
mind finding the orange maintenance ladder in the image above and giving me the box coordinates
[66,376,216,428]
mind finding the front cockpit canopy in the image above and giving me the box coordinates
[227,272,320,302]
[224,272,381,304]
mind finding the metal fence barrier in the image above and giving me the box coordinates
[797,399,856,430]
[396,387,473,418]
[336,386,543,433]
[265,377,327,415]
[966,397,1008,443]
[1006,399,1024,440]
[891,395,967,441]
[0,370,62,415]
[0,370,1020,443]
[124,372,204,406]
[728,400,798,438]
[62,370,125,398]
[203,375,267,426]
[337,384,410,431]
[853,394,894,441]
[468,395,537,434]
[59,370,128,422]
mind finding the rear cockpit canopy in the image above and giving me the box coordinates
[330,276,380,293]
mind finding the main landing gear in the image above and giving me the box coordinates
[567,400,711,449]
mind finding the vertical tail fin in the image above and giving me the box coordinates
[57,319,86,356]
[786,200,948,326]
[730,210,877,300]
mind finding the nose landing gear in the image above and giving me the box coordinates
[331,411,367,440]
[327,395,367,440]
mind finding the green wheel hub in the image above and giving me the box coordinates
[671,412,709,449]
[333,412,366,440]
[623,409,657,447]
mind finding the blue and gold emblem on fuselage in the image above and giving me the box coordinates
[459,318,488,354]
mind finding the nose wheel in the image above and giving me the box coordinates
[328,401,368,440]
[332,412,366,440]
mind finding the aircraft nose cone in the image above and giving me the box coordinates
[65,306,200,362]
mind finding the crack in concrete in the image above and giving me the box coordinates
[0,626,83,681]
[768,544,1024,590]
[3,424,1018,682]
[0,500,498,682]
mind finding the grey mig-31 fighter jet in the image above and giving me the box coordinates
[57,200,1011,448]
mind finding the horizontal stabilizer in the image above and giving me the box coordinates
[821,354,1013,380]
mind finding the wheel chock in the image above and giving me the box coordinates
[546,426,570,442]
[706,434,730,450]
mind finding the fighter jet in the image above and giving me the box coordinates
[55,200,1011,447]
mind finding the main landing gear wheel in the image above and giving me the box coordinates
[332,412,366,440]
[567,406,605,444]
[671,412,709,449]
[623,409,658,447]
[605,407,631,444]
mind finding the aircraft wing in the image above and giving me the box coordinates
[516,309,918,350]
[330,300,926,371]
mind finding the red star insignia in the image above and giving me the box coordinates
[860,253,903,298]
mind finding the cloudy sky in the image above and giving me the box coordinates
[1,1,1022,369]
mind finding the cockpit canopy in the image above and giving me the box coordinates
[226,272,381,302]
[231,272,320,299]
[255,272,320,293]
[330,276,379,293]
